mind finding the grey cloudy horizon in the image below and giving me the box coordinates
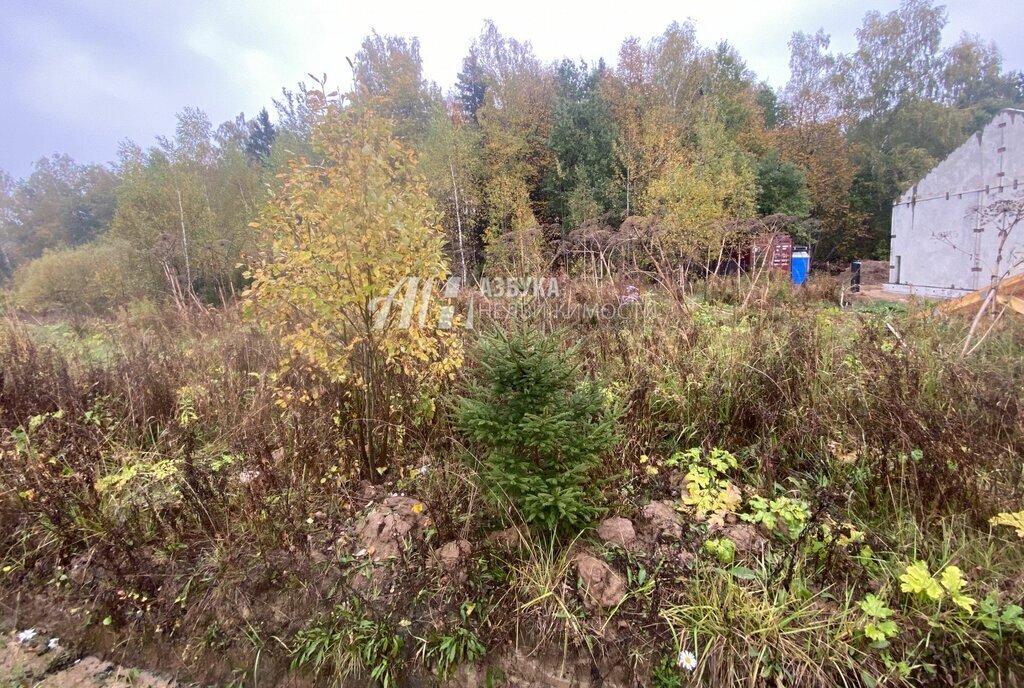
[1,0,1022,179]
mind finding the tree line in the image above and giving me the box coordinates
[1,0,1021,312]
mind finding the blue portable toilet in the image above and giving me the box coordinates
[791,249,810,285]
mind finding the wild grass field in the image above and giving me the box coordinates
[2,3,1023,683]
[1,274,1023,687]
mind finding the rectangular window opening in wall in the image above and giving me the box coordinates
[894,256,901,284]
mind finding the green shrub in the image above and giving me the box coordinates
[13,241,146,314]
[291,603,404,687]
[424,624,486,679]
[456,328,617,537]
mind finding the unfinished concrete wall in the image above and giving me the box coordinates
[886,108,1024,298]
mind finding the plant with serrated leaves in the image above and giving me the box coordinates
[900,560,943,601]
[674,447,742,522]
[857,594,900,647]
[899,561,976,613]
[977,593,1024,640]
[989,511,1024,538]
[742,495,811,540]
[703,537,736,564]
[938,566,977,613]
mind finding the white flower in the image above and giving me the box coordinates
[677,649,697,671]
[47,637,59,650]
[16,628,37,644]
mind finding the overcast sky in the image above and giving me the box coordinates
[1,0,1022,179]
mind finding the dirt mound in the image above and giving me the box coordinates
[838,259,891,286]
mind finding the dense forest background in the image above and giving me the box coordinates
[1,0,1021,312]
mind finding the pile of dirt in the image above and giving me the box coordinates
[838,259,891,286]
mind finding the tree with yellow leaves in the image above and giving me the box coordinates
[645,115,757,272]
[244,92,461,480]
[604,34,686,218]
[468,22,555,274]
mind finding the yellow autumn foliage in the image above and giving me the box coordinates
[243,95,461,476]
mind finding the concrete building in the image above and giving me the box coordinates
[885,108,1024,298]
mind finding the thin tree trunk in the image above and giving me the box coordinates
[963,209,1014,357]
[625,165,631,217]
[162,261,186,311]
[0,243,12,278]
[741,238,773,311]
[177,188,194,301]
[449,158,468,284]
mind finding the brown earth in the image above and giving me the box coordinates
[0,629,175,688]
[838,259,921,303]
[837,259,891,286]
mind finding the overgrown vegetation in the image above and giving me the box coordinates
[1,2,1023,686]
[1,279,1023,685]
